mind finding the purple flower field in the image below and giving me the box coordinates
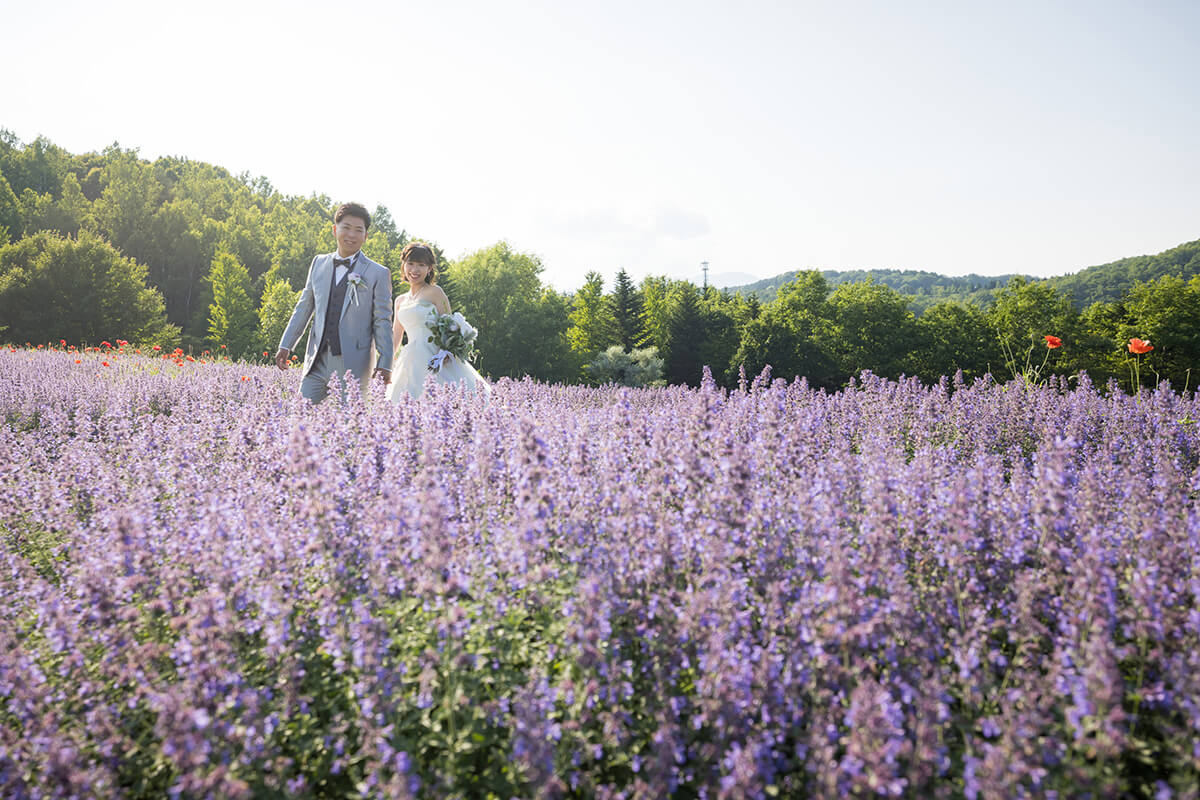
[2,349,1199,799]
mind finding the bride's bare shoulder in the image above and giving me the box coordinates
[426,284,451,311]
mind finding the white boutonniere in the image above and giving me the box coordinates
[347,272,365,306]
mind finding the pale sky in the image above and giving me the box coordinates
[3,0,1198,291]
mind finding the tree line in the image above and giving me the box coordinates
[1,131,1197,393]
[738,238,1200,315]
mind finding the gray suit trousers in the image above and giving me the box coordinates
[300,347,369,404]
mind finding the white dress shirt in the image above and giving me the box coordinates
[334,251,359,284]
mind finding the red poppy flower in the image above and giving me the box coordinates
[75,359,82,364]
[221,344,227,349]
[1044,335,1062,349]
[263,351,269,357]
[186,355,195,362]
[60,339,67,346]
[102,361,110,367]
[152,345,162,351]
[1128,338,1154,354]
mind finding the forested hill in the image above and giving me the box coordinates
[1046,239,1200,308]
[732,269,1026,314]
[734,238,1200,314]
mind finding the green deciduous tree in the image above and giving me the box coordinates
[261,197,335,291]
[567,271,617,361]
[213,199,270,283]
[91,147,163,259]
[0,231,176,346]
[987,277,1079,381]
[144,198,212,331]
[638,276,672,354]
[0,133,69,196]
[445,242,577,381]
[827,280,919,380]
[912,301,999,384]
[1073,300,1126,386]
[207,250,257,356]
[0,174,18,242]
[1117,274,1200,391]
[695,290,742,387]
[256,279,300,358]
[729,270,839,389]
[0,178,17,244]
[18,172,90,237]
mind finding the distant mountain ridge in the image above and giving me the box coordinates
[730,237,1200,314]
[730,269,1028,314]
[1046,238,1200,308]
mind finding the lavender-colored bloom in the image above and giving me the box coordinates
[2,350,1199,797]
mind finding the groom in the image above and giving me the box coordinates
[275,202,394,403]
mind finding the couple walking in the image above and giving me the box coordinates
[273,203,489,405]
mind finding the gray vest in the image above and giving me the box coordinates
[323,264,350,356]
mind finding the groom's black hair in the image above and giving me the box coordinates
[334,202,371,230]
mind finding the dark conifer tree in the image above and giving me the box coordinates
[664,282,706,386]
[609,268,644,352]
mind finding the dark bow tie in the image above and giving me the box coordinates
[334,257,354,268]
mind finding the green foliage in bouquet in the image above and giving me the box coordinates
[425,311,478,372]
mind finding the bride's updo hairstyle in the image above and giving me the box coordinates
[400,242,438,285]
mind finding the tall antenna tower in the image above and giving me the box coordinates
[701,260,710,289]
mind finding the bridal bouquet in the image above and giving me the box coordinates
[426,311,479,372]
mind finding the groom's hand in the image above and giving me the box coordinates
[374,368,391,384]
[274,349,291,371]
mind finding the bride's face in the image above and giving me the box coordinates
[403,260,431,285]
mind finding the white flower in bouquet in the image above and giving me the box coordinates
[426,311,479,372]
[450,311,478,342]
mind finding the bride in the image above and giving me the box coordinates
[386,242,491,403]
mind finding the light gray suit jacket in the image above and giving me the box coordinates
[279,252,394,380]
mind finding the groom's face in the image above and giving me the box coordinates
[334,216,368,255]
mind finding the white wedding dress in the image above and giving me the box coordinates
[386,296,491,403]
